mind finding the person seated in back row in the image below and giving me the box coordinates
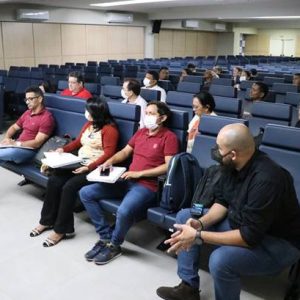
[30,96,119,247]
[121,78,147,128]
[159,66,170,81]
[142,70,167,102]
[187,92,217,153]
[61,71,92,100]
[0,86,54,164]
[79,101,178,265]
[157,123,300,300]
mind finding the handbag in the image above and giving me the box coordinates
[34,135,71,166]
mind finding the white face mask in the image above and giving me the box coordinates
[239,76,246,82]
[121,89,127,99]
[144,115,158,130]
[143,78,151,87]
[85,110,92,121]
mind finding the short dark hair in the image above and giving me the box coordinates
[147,70,159,81]
[159,66,169,72]
[294,73,300,77]
[124,78,141,96]
[25,86,44,101]
[187,63,196,69]
[250,68,258,76]
[243,70,251,78]
[68,71,84,84]
[39,80,56,93]
[147,100,171,126]
[86,96,116,131]
[183,68,193,76]
[254,81,269,99]
[193,91,216,113]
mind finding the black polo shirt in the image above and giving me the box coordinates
[214,150,300,249]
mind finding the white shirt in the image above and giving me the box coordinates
[122,95,147,128]
[142,85,167,103]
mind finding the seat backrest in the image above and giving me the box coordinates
[209,84,236,98]
[15,78,31,93]
[85,83,100,96]
[57,80,68,91]
[248,102,292,136]
[239,80,254,91]
[102,85,122,100]
[191,115,248,169]
[182,75,203,84]
[166,91,194,120]
[168,109,189,151]
[177,82,201,94]
[285,92,300,106]
[272,83,298,94]
[263,76,285,86]
[213,96,242,118]
[100,76,120,86]
[259,124,300,200]
[212,78,234,86]
[107,101,140,149]
[44,93,86,138]
[140,88,161,102]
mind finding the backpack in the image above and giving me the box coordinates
[160,152,202,212]
[191,164,222,208]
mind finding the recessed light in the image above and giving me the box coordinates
[91,0,176,7]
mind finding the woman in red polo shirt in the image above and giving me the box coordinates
[30,96,119,247]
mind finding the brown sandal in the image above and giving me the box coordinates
[30,226,53,237]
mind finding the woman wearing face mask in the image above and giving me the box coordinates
[187,92,216,153]
[30,96,119,247]
[121,78,147,128]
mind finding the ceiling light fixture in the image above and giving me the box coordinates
[252,16,300,19]
[90,0,176,7]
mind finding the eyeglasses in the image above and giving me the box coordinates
[24,96,39,103]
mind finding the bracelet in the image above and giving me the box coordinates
[197,219,204,230]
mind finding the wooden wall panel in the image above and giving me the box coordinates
[61,24,86,56]
[0,23,3,60]
[108,26,127,55]
[86,25,108,55]
[2,22,34,68]
[33,23,61,58]
[185,31,198,56]
[295,34,300,57]
[172,30,186,57]
[127,27,144,57]
[158,30,173,58]
[35,56,62,66]
[257,33,270,55]
[244,35,258,55]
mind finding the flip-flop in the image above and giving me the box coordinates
[30,226,53,237]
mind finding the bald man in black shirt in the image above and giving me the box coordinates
[157,123,300,300]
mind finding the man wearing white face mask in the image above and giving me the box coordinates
[121,79,147,128]
[80,101,179,265]
[142,70,167,102]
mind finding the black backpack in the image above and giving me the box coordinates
[191,164,222,208]
[160,152,202,212]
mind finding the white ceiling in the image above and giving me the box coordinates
[1,0,300,22]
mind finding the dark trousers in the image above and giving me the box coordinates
[40,169,89,234]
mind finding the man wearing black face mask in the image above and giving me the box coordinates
[157,123,300,300]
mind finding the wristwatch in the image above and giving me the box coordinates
[194,229,203,246]
[15,141,22,147]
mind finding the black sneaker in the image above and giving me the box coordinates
[156,281,200,300]
[94,243,122,265]
[85,240,108,261]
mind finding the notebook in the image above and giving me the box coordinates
[86,166,126,184]
[41,152,82,168]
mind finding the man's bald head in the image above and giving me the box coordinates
[217,123,255,155]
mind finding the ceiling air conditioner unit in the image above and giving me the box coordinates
[106,12,133,24]
[215,23,226,31]
[182,20,199,29]
[16,9,49,21]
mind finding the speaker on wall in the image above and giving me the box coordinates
[152,20,162,34]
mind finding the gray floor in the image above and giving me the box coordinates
[0,167,291,300]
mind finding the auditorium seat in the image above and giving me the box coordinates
[209,84,236,98]
[182,75,203,84]
[212,78,234,86]
[176,81,201,94]
[102,85,123,101]
[140,88,161,102]
[213,96,242,118]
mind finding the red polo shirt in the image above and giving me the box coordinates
[128,127,179,192]
[16,108,55,142]
[61,87,92,100]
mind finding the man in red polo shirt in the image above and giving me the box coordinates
[80,101,179,264]
[0,86,55,164]
[61,71,92,100]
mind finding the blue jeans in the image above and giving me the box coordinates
[79,180,156,246]
[176,208,300,300]
[0,147,36,164]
